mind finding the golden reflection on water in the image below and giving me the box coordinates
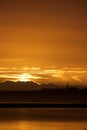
[0,121,87,130]
[0,108,87,130]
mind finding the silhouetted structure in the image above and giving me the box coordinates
[66,82,69,89]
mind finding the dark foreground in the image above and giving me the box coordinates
[0,103,87,108]
[0,89,87,105]
[0,81,87,105]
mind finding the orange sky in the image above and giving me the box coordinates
[0,0,87,84]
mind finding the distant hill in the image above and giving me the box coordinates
[0,81,58,91]
[0,81,41,91]
[0,81,86,91]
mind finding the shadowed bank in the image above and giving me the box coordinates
[0,81,87,105]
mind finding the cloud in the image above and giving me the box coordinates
[71,76,82,82]
[0,66,87,84]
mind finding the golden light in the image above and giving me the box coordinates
[18,73,34,82]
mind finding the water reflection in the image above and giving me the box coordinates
[0,121,87,130]
[0,108,87,130]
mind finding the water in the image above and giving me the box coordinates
[0,108,87,130]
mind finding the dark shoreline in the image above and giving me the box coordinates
[0,103,87,108]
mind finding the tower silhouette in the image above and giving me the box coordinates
[66,82,69,89]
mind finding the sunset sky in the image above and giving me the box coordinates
[0,0,87,85]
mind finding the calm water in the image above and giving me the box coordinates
[0,108,87,130]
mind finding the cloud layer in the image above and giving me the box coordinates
[0,66,87,85]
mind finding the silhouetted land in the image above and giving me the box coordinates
[0,81,87,105]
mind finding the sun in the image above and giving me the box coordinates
[18,73,33,82]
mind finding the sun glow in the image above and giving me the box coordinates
[18,73,33,82]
